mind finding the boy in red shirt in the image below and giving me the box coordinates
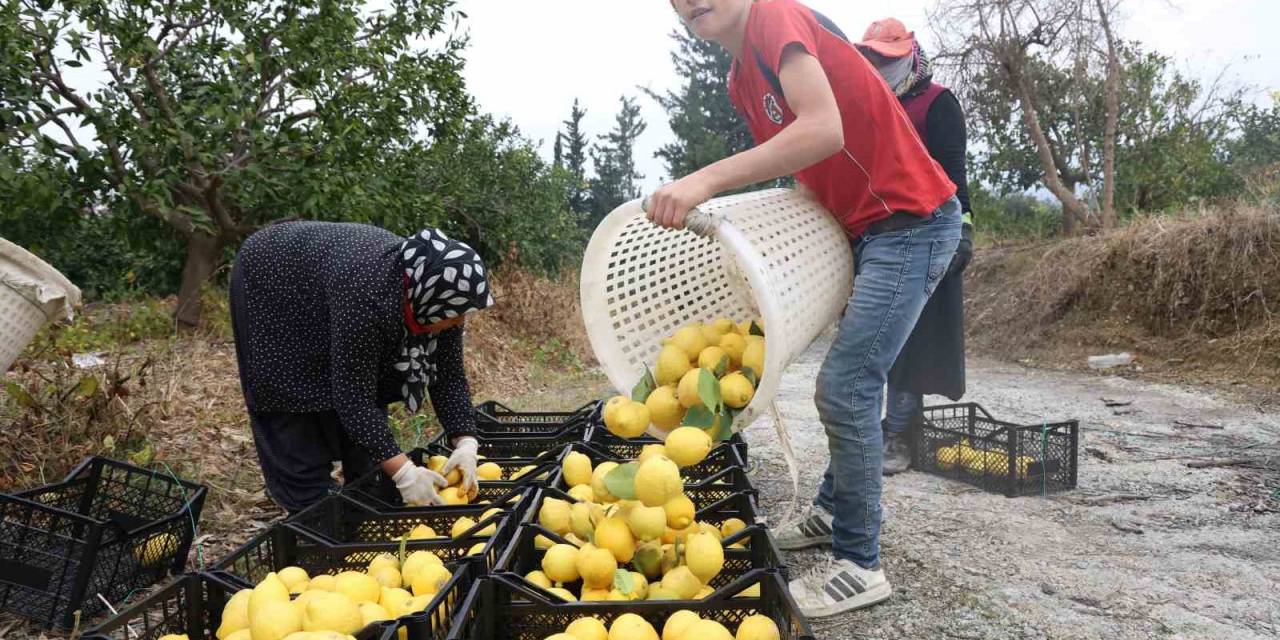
[649,0,961,617]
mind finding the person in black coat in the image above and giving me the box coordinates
[857,19,974,475]
[229,221,493,513]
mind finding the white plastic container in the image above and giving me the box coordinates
[579,188,853,435]
[0,237,81,372]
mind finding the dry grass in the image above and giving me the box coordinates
[0,266,602,637]
[967,203,1280,384]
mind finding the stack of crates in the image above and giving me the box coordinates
[83,399,813,640]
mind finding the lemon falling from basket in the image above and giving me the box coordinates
[603,319,764,446]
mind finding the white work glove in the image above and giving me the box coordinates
[442,436,480,498]
[392,462,447,506]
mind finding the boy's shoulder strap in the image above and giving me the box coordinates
[751,8,849,100]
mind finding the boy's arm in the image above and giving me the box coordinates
[648,43,844,229]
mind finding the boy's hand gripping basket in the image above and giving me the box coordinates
[579,188,853,436]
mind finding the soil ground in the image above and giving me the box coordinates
[743,329,1280,640]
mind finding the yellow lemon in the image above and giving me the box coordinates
[669,326,708,361]
[568,484,596,504]
[215,589,251,639]
[400,551,441,587]
[591,461,620,503]
[524,570,553,589]
[476,462,502,481]
[358,602,391,627]
[563,451,594,487]
[627,505,668,541]
[635,456,681,507]
[655,345,693,386]
[276,567,309,594]
[718,333,746,368]
[607,401,650,439]
[685,532,725,584]
[369,566,402,589]
[301,591,362,634]
[566,617,609,640]
[609,613,659,640]
[248,572,290,622]
[712,318,735,335]
[367,553,399,574]
[594,516,637,563]
[534,534,555,550]
[662,609,701,640]
[334,571,380,604]
[410,564,452,597]
[602,395,630,426]
[697,346,729,372]
[733,583,761,598]
[542,543,580,583]
[451,516,477,539]
[645,386,684,433]
[439,487,468,505]
[577,546,619,590]
[379,587,413,615]
[688,620,732,640]
[676,368,705,410]
[307,574,336,592]
[741,340,764,376]
[720,518,747,540]
[663,494,695,530]
[427,455,448,473]
[249,600,300,640]
[222,631,251,640]
[406,524,437,540]
[719,372,754,410]
[647,587,679,601]
[539,497,573,535]
[133,532,178,568]
[660,566,702,600]
[735,614,781,640]
[664,427,712,468]
[547,587,577,602]
[638,444,668,466]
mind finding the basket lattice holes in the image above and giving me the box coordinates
[581,189,853,435]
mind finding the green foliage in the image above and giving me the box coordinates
[557,99,593,217]
[36,298,176,354]
[969,185,1063,244]
[0,0,583,304]
[588,95,646,228]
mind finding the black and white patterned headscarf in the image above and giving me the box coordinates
[395,228,494,411]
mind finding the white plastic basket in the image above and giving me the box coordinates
[0,237,81,372]
[580,188,853,435]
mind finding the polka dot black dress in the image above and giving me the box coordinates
[228,221,490,512]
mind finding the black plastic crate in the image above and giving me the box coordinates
[472,400,601,430]
[446,571,814,640]
[0,456,208,629]
[911,403,1079,497]
[286,494,517,567]
[213,524,481,640]
[586,426,749,465]
[553,443,755,499]
[341,447,556,510]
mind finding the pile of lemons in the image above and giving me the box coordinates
[541,611,781,640]
[527,447,754,604]
[935,439,1034,478]
[604,319,764,441]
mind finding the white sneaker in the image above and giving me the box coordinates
[788,556,892,618]
[773,505,835,550]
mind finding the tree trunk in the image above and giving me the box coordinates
[1096,0,1120,228]
[175,232,223,330]
[1012,71,1091,235]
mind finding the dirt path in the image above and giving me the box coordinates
[741,330,1280,640]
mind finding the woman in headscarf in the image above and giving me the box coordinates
[857,19,973,476]
[229,221,493,513]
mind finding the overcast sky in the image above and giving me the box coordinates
[456,0,1280,191]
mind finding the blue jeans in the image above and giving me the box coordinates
[813,197,962,568]
[884,387,922,435]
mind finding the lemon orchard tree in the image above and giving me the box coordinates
[1,0,472,326]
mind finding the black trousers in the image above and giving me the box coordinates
[248,410,381,514]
